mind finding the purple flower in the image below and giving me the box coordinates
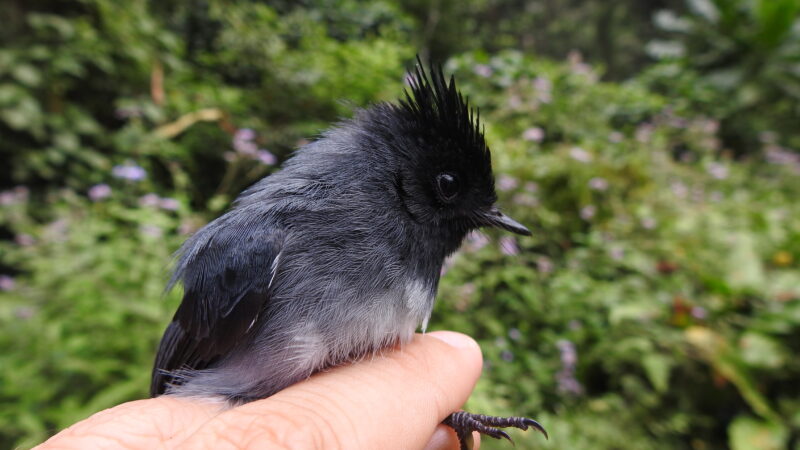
[473,64,493,78]
[112,164,147,181]
[707,162,728,180]
[464,231,489,252]
[669,117,689,129]
[765,146,800,173]
[635,124,654,143]
[641,217,657,230]
[508,328,522,341]
[499,236,519,256]
[568,320,583,330]
[579,205,596,220]
[139,193,161,207]
[533,77,553,103]
[507,94,523,109]
[512,193,538,207]
[522,127,545,142]
[501,350,514,362]
[0,275,15,291]
[557,339,578,366]
[671,181,688,198]
[15,234,35,246]
[609,247,624,261]
[0,186,29,206]
[235,128,256,141]
[497,175,519,192]
[15,306,35,319]
[233,128,258,155]
[608,131,624,143]
[536,256,554,274]
[556,339,583,395]
[533,76,552,93]
[88,184,112,201]
[46,219,69,242]
[139,224,163,238]
[691,306,708,320]
[178,221,197,236]
[159,197,180,211]
[256,150,277,165]
[588,177,608,191]
[0,191,16,206]
[702,119,719,134]
[569,147,592,163]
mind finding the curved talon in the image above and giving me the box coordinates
[443,411,547,448]
[497,429,513,443]
[522,417,549,439]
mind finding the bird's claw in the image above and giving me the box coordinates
[443,411,547,450]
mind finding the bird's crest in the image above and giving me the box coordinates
[399,57,489,158]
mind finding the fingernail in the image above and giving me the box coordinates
[429,331,478,349]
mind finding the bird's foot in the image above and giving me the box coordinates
[443,411,547,450]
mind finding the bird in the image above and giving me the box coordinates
[151,57,547,449]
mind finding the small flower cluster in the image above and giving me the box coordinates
[0,274,15,291]
[522,127,545,143]
[473,64,493,78]
[765,145,800,174]
[88,184,112,201]
[0,186,29,206]
[569,146,593,163]
[139,193,180,211]
[112,163,147,181]
[555,339,583,395]
[227,128,276,165]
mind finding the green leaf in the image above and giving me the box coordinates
[686,327,781,423]
[642,353,672,393]
[11,64,42,87]
[739,332,786,369]
[729,416,787,450]
[688,0,720,22]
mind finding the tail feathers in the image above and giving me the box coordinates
[150,321,189,397]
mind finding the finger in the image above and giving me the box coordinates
[37,397,219,449]
[423,425,481,450]
[184,331,483,449]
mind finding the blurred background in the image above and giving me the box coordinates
[1,0,799,448]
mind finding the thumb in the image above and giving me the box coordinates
[184,331,483,449]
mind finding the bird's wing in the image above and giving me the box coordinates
[150,221,285,396]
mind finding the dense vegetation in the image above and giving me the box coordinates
[1,1,799,448]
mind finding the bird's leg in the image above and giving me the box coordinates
[442,411,548,450]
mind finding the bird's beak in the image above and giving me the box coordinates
[479,206,531,236]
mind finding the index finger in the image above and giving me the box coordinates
[185,331,483,449]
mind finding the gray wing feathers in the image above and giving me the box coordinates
[150,217,285,396]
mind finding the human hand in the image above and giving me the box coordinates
[38,331,484,449]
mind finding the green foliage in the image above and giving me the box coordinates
[1,2,799,450]
[0,0,412,205]
[433,51,800,449]
[0,189,184,448]
[645,0,800,155]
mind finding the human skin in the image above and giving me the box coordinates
[38,331,483,450]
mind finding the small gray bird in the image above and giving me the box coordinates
[151,59,546,449]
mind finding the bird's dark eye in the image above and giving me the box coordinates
[436,172,459,202]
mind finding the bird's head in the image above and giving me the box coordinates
[360,59,530,245]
